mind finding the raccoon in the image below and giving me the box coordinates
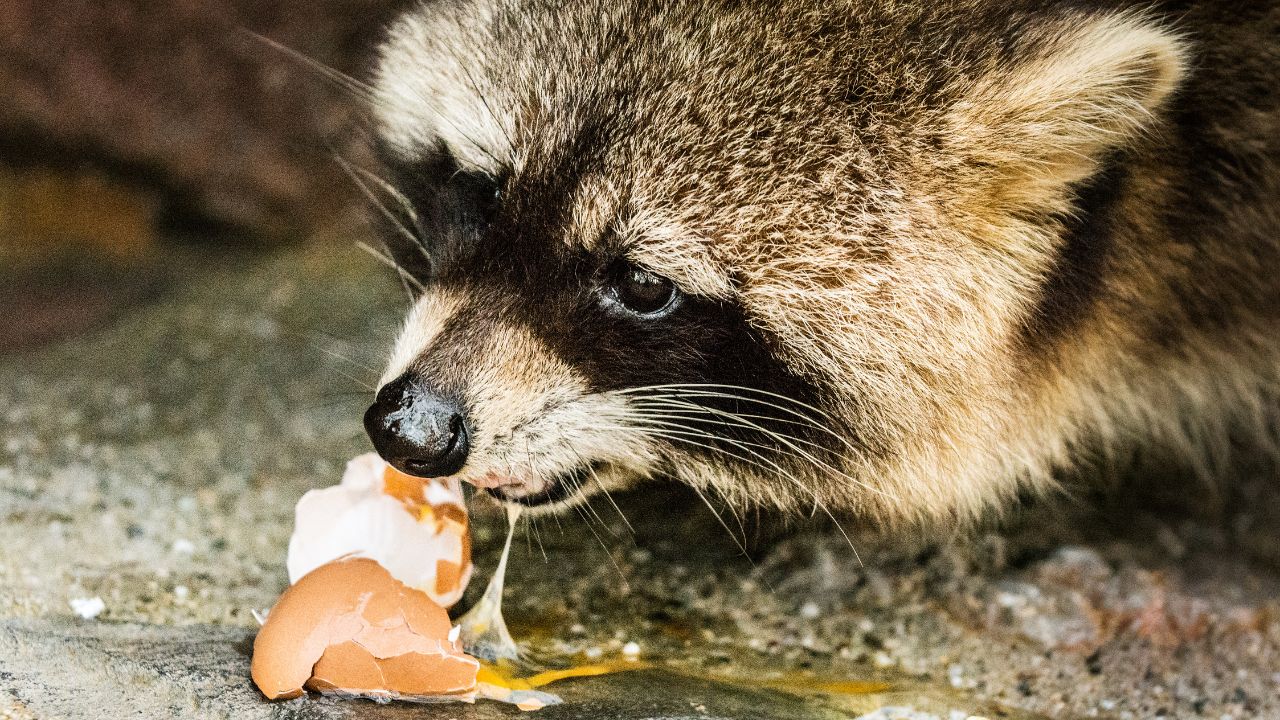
[358,0,1280,530]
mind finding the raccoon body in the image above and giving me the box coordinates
[359,0,1280,529]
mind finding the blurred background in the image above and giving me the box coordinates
[0,0,412,353]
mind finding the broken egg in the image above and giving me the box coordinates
[258,454,603,710]
[251,557,479,701]
[287,453,472,607]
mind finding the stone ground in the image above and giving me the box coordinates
[2,242,1279,720]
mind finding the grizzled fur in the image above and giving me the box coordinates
[364,0,1280,528]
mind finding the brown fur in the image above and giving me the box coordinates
[370,0,1280,527]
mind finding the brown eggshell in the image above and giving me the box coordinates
[305,634,478,698]
[306,642,384,694]
[252,559,385,700]
[251,557,478,701]
[377,651,479,696]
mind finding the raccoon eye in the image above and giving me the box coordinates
[604,261,680,317]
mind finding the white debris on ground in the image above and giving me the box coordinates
[68,597,104,620]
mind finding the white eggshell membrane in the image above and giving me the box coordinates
[287,453,472,608]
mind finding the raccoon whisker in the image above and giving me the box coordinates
[617,384,866,463]
[352,165,420,225]
[529,420,747,556]
[305,389,373,400]
[354,240,425,294]
[616,417,831,503]
[310,341,382,377]
[684,481,752,560]
[567,499,596,536]
[630,419,754,542]
[624,430,781,556]
[625,402,840,459]
[622,392,838,451]
[584,520,631,587]
[576,490,608,531]
[571,472,615,537]
[609,420,861,563]
[625,401,896,501]
[562,477,631,585]
[276,323,389,372]
[619,384,843,430]
[623,407,828,456]
[334,154,429,262]
[241,30,383,109]
[592,423,785,552]
[616,383,844,429]
[586,463,635,535]
[296,395,373,412]
[522,512,547,561]
[307,340,379,391]
[340,189,422,293]
[627,401,820,433]
[316,361,377,393]
[593,421,756,551]
[676,453,751,551]
[561,444,617,535]
[305,329,385,364]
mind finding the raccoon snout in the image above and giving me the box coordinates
[364,374,470,478]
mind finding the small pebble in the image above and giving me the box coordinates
[622,641,641,658]
[172,538,195,555]
[69,597,105,619]
[173,585,190,600]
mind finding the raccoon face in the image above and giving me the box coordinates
[364,0,1186,524]
[362,137,827,512]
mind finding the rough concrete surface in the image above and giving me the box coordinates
[2,243,1278,719]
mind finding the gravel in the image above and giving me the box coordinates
[2,242,1277,719]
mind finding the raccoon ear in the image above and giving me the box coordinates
[947,13,1187,214]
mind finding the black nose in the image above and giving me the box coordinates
[364,374,470,477]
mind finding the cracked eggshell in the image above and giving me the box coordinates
[251,557,479,701]
[287,453,472,607]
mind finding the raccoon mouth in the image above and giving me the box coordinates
[485,464,597,507]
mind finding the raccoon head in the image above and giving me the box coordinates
[362,0,1186,525]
